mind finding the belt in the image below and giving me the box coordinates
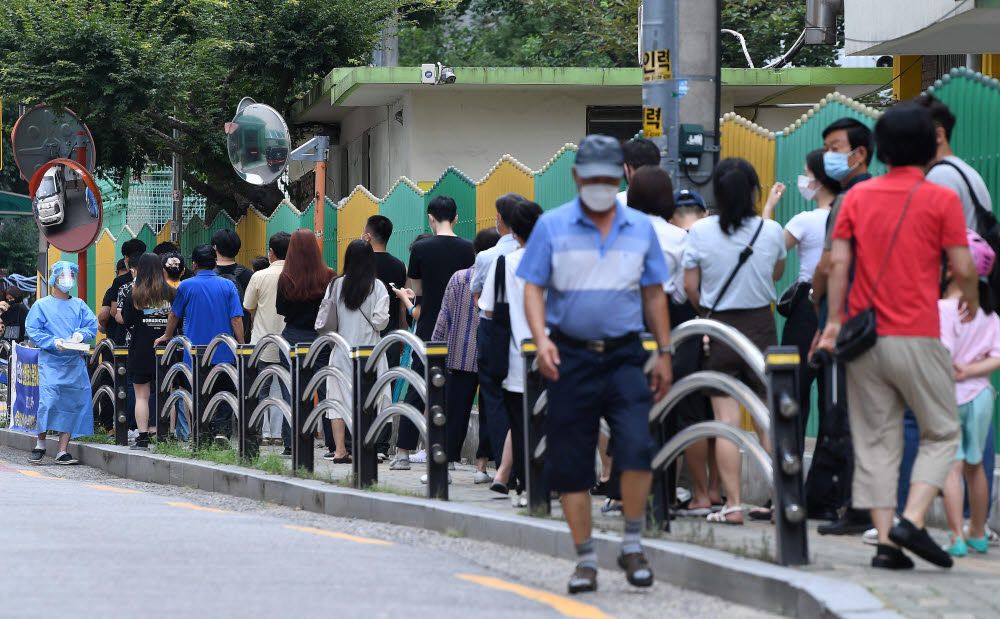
[549,331,640,354]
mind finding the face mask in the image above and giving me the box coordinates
[57,277,75,293]
[823,148,859,181]
[797,175,818,201]
[579,184,619,212]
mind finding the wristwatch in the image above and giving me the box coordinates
[808,287,822,305]
[657,345,672,356]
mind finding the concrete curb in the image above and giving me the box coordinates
[1,429,898,619]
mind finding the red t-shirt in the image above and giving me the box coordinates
[832,166,967,337]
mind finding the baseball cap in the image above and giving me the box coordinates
[575,135,625,179]
[674,189,707,211]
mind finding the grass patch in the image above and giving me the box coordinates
[254,453,289,475]
[74,427,115,444]
[368,482,421,498]
[445,527,464,538]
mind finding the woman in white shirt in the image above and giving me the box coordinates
[479,200,544,507]
[683,157,786,525]
[316,239,390,462]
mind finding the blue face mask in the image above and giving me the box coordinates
[823,148,859,182]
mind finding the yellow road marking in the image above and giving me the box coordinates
[284,525,392,546]
[86,484,141,494]
[455,574,616,619]
[166,502,232,514]
[18,470,64,480]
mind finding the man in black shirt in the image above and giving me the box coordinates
[107,239,147,345]
[391,196,475,470]
[212,229,253,335]
[363,215,408,459]
[98,258,128,343]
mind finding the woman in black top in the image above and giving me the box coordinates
[121,253,176,450]
[0,286,30,343]
[274,229,336,453]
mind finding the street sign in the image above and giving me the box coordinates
[226,99,290,186]
[11,105,96,183]
[28,158,103,253]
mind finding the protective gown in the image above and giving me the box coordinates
[25,296,99,437]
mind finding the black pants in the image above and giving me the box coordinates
[397,355,424,451]
[780,293,819,442]
[445,369,489,462]
[503,390,525,493]
[477,319,512,464]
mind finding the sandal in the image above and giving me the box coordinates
[706,506,744,525]
[748,499,772,521]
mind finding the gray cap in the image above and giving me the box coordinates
[575,134,625,179]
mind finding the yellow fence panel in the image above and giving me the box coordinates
[336,186,380,269]
[719,114,776,213]
[236,208,269,267]
[475,156,535,232]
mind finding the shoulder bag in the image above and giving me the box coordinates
[835,182,923,361]
[480,255,511,379]
[315,277,340,333]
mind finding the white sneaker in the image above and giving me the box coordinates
[389,454,411,470]
[127,429,139,442]
[448,461,456,471]
[862,516,900,546]
[511,492,527,508]
[473,471,493,484]
[420,473,452,484]
[410,449,427,463]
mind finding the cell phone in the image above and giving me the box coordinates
[389,283,399,289]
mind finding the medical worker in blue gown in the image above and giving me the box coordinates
[25,261,98,465]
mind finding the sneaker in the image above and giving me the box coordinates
[54,452,79,465]
[409,449,427,463]
[130,442,149,451]
[127,429,139,442]
[419,473,452,484]
[28,448,45,464]
[889,518,953,568]
[511,492,527,508]
[601,498,623,515]
[448,462,456,471]
[817,508,872,535]
[281,447,292,457]
[377,452,388,463]
[473,471,493,484]
[389,454,411,470]
[214,435,230,448]
[322,451,337,461]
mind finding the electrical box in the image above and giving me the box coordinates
[679,124,704,167]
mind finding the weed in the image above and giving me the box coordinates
[445,527,464,538]
[368,483,421,498]
[254,453,289,475]
[74,427,115,444]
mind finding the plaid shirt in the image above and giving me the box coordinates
[432,267,480,372]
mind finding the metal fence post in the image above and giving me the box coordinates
[521,341,549,515]
[240,346,259,462]
[353,345,377,489]
[424,342,448,500]
[765,345,808,566]
[292,347,313,474]
[112,347,129,446]
[192,345,208,449]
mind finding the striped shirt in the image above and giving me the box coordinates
[432,267,480,372]
[517,196,668,340]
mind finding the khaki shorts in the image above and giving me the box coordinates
[845,336,960,509]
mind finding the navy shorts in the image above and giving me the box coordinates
[544,340,655,493]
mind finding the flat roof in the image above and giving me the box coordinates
[0,190,31,216]
[292,66,893,123]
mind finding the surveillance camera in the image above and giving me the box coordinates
[439,66,457,84]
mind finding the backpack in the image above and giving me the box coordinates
[215,264,251,333]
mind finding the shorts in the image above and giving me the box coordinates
[703,306,776,398]
[544,340,655,493]
[956,387,995,465]
[128,369,154,385]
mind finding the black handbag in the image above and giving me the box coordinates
[776,280,809,318]
[479,255,511,379]
[835,182,923,361]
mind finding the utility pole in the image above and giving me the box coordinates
[642,1,719,207]
[171,118,183,244]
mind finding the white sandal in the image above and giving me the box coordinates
[706,505,744,525]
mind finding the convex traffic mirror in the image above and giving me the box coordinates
[225,98,290,185]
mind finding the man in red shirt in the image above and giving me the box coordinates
[819,103,978,570]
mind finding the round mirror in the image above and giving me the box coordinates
[12,104,96,183]
[28,158,104,253]
[226,100,290,185]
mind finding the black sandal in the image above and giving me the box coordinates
[871,544,914,570]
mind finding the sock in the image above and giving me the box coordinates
[137,432,150,445]
[35,439,46,450]
[56,451,67,458]
[622,517,643,555]
[575,538,598,570]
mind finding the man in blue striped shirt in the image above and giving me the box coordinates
[519,134,673,594]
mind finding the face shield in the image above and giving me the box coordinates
[49,261,79,293]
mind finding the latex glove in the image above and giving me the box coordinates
[70,332,85,343]
[54,338,67,351]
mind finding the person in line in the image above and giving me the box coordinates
[520,134,673,593]
[671,190,708,231]
[110,239,148,341]
[617,137,660,205]
[120,253,176,450]
[392,197,475,470]
[470,193,524,481]
[363,215,408,460]
[97,258,128,338]
[480,200,544,506]
[316,239,389,462]
[160,252,188,440]
[433,228,500,485]
[390,234,430,406]
[683,158,786,525]
[940,232,999,556]
[276,229,336,456]
[212,229,253,336]
[0,286,30,343]
[162,253,185,289]
[252,256,270,272]
[818,103,976,570]
[154,245,245,446]
[26,262,99,465]
[243,232,290,447]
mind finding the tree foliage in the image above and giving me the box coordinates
[0,216,39,276]
[0,0,441,217]
[721,0,841,68]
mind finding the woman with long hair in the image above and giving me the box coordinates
[121,252,177,450]
[275,229,336,455]
[317,239,390,462]
[683,158,787,524]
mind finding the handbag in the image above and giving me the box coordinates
[480,255,512,379]
[776,280,809,318]
[835,182,923,361]
[314,278,340,333]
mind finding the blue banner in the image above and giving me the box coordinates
[10,344,40,433]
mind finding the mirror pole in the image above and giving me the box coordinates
[312,136,329,252]
[76,138,89,304]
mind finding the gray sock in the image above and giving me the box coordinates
[622,517,643,555]
[575,538,598,570]
[35,439,46,450]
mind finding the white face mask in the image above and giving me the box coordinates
[579,184,619,212]
[797,175,818,202]
[56,277,75,293]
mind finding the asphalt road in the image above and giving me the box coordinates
[0,444,775,619]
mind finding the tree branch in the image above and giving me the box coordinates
[142,127,194,158]
[148,111,195,134]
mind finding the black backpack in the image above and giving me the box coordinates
[215,264,251,333]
